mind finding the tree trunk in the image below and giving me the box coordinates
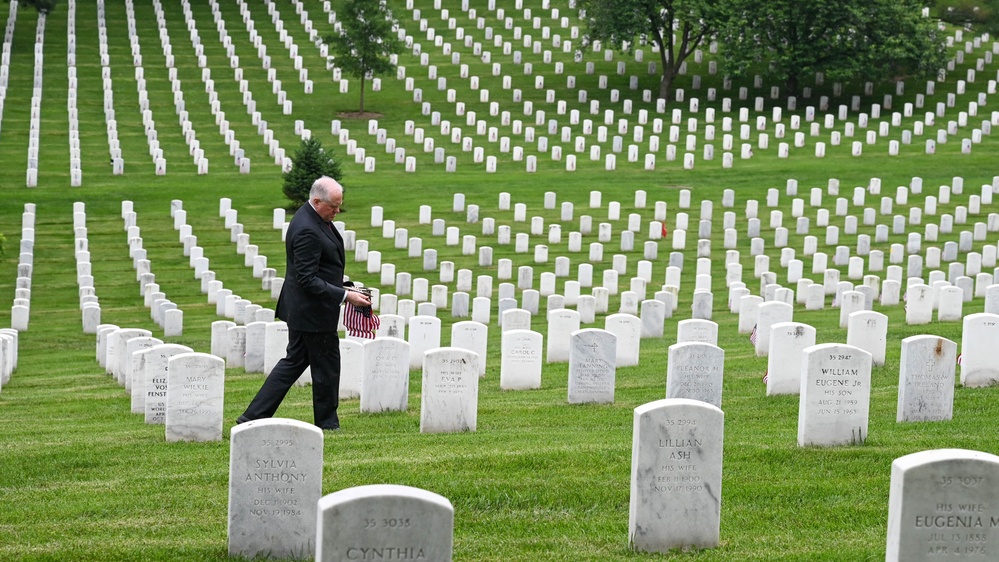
[359,77,367,113]
[658,69,676,103]
[785,73,800,100]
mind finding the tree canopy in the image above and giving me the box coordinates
[577,0,728,102]
[282,138,343,209]
[718,0,948,96]
[324,0,403,114]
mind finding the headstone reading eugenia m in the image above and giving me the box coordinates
[316,484,454,562]
[629,398,724,553]
[228,419,323,560]
[886,448,999,561]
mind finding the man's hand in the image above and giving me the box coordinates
[345,290,371,307]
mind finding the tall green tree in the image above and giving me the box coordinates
[718,0,948,97]
[324,0,403,113]
[282,138,343,208]
[577,0,729,103]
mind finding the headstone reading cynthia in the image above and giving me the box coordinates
[316,484,454,562]
[228,419,323,559]
[629,398,724,553]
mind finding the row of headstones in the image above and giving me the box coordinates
[75,203,103,333]
[216,199,282,292]
[367,185,989,311]
[95,324,226,441]
[374,3,996,171]
[10,204,34,332]
[94,0,125,175]
[630,397,999,555]
[22,13,45,188]
[225,400,999,557]
[118,202,185,336]
[65,1,84,186]
[228,419,455,561]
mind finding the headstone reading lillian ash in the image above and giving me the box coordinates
[629,398,724,553]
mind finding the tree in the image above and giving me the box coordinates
[718,0,948,97]
[576,0,729,103]
[324,0,403,114]
[282,138,343,208]
[3,0,57,13]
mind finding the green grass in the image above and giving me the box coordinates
[1,0,999,560]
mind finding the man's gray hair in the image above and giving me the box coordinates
[309,176,342,201]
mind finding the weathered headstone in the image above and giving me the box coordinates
[450,321,488,376]
[846,311,888,366]
[420,348,480,433]
[755,301,793,356]
[165,352,226,442]
[676,319,718,346]
[408,316,442,371]
[360,338,410,413]
[338,339,364,400]
[567,329,617,404]
[629,398,724,553]
[144,344,193,424]
[316,485,454,562]
[886,449,999,561]
[546,309,581,362]
[897,335,956,422]
[665,342,725,407]
[228,419,324,559]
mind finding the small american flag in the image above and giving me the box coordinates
[344,301,380,338]
[957,354,962,366]
[749,323,758,346]
[762,370,768,384]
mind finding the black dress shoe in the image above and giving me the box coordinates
[236,416,251,425]
[322,426,340,431]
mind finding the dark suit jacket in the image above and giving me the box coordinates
[276,203,346,332]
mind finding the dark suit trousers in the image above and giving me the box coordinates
[240,328,342,429]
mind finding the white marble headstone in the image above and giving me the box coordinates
[797,344,872,447]
[420,348,480,433]
[228,419,323,559]
[567,328,617,404]
[629,398,724,552]
[165,352,226,442]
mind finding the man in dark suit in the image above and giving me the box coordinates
[237,176,370,430]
